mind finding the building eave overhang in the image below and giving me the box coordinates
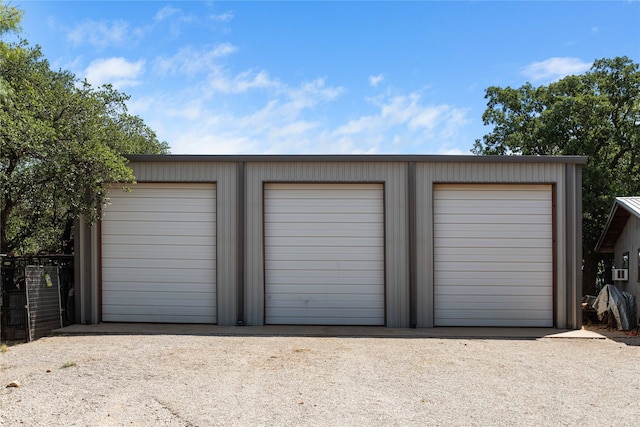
[595,197,640,253]
[124,154,588,164]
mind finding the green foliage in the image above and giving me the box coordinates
[0,1,22,35]
[473,56,640,293]
[0,6,169,255]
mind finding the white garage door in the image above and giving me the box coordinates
[264,183,385,325]
[102,183,217,323]
[433,184,553,327]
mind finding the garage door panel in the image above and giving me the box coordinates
[434,239,551,250]
[101,314,214,323]
[435,214,552,225]
[267,295,384,308]
[107,185,215,198]
[106,196,215,209]
[102,246,214,259]
[265,183,384,326]
[266,222,382,237]
[267,274,384,287]
[436,253,552,264]
[266,316,383,326]
[102,244,215,258]
[434,203,551,215]
[103,280,215,293]
[103,233,214,244]
[267,309,384,325]
[267,213,383,224]
[102,257,214,270]
[435,246,550,257]
[434,184,553,327]
[105,305,215,317]
[435,261,552,273]
[103,222,214,237]
[102,183,217,324]
[103,292,216,305]
[265,199,382,212]
[269,283,384,293]
[436,294,551,304]
[103,211,215,223]
[266,236,383,248]
[266,247,382,262]
[435,315,552,327]
[266,259,383,271]
[435,229,552,240]
[436,280,551,294]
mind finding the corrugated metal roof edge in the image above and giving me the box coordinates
[616,197,640,217]
[125,154,588,164]
[595,196,640,253]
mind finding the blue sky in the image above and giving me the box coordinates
[10,1,640,155]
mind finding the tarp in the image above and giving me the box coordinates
[593,284,638,331]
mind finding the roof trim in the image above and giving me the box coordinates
[595,197,640,253]
[125,154,587,164]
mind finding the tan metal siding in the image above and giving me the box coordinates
[415,162,567,327]
[73,156,584,329]
[245,162,409,327]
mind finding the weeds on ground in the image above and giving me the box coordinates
[0,343,8,353]
[60,361,76,369]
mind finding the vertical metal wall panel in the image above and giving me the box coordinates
[565,164,583,329]
[415,162,568,327]
[245,162,410,327]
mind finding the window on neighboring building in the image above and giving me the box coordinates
[622,252,629,269]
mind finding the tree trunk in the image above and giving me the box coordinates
[0,205,9,255]
[582,247,601,296]
[61,218,74,254]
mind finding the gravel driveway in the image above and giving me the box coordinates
[1,332,639,426]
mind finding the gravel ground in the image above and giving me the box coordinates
[1,333,640,426]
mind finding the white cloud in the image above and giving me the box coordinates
[66,19,134,49]
[153,44,237,77]
[84,57,145,89]
[210,11,234,23]
[369,74,384,88]
[437,147,467,155]
[155,6,180,22]
[521,57,592,82]
[331,91,469,153]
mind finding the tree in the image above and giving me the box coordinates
[0,2,21,105]
[472,56,640,295]
[1,4,169,255]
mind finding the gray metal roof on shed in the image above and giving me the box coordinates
[125,154,587,164]
[595,196,640,253]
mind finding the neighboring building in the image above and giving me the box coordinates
[595,197,640,317]
[75,155,586,329]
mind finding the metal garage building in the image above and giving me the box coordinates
[75,155,585,329]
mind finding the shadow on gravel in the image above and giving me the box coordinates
[584,324,640,346]
[51,324,583,341]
